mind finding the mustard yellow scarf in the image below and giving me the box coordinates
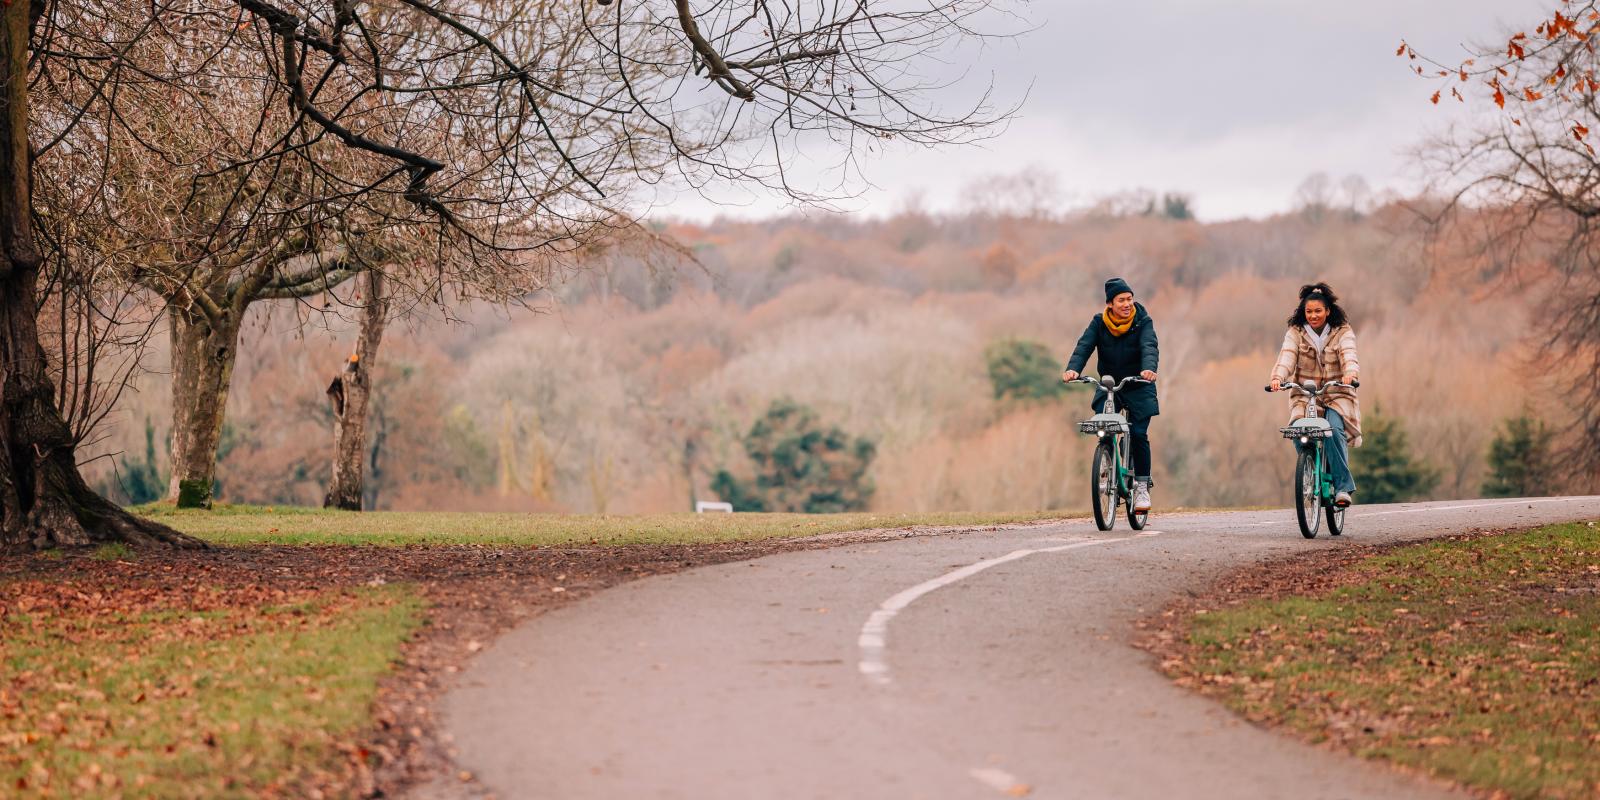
[1102,307,1134,337]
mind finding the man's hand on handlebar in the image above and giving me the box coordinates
[1061,370,1079,383]
[1140,370,1157,382]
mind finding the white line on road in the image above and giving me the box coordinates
[969,767,1030,795]
[857,533,1156,686]
[1351,497,1578,518]
[1243,497,1586,527]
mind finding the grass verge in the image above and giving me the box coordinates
[7,506,1074,797]
[133,504,1074,547]
[1161,521,1600,799]
[0,578,422,798]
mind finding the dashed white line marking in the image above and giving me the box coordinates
[857,533,1156,686]
[969,767,1030,795]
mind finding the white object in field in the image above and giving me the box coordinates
[695,501,734,513]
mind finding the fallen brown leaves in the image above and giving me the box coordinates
[2,531,893,798]
[1141,523,1600,799]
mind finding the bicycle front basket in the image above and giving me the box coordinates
[1078,415,1129,435]
[1280,426,1334,440]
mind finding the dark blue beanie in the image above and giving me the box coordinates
[1104,277,1133,303]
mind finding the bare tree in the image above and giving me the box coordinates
[1339,174,1372,217]
[4,0,1011,545]
[962,167,1062,219]
[1293,172,1333,221]
[0,3,200,547]
[322,270,386,510]
[44,0,1013,508]
[1411,5,1600,478]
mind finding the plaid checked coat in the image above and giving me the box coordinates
[1268,324,1362,447]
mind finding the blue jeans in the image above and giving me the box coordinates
[1322,408,1356,494]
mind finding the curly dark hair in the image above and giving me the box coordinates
[1286,282,1348,328]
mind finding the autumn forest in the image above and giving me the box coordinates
[81,188,1583,515]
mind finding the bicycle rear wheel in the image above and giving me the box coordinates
[1295,448,1321,539]
[1127,501,1148,530]
[1092,440,1117,531]
[1124,432,1147,530]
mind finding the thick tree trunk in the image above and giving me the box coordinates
[0,4,198,550]
[165,309,240,508]
[324,271,386,510]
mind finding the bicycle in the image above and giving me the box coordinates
[1073,375,1153,531]
[1263,379,1359,539]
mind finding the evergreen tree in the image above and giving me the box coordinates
[117,418,166,505]
[1482,415,1556,498]
[710,469,770,513]
[985,338,1079,402]
[1350,408,1440,503]
[713,399,876,513]
[1160,193,1195,221]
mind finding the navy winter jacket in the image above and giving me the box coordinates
[1064,302,1160,419]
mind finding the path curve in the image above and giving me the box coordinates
[443,498,1600,799]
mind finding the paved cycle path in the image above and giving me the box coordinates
[443,497,1600,799]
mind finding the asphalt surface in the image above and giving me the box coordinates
[442,497,1600,799]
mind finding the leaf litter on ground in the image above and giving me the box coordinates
[1143,521,1600,800]
[4,520,1032,798]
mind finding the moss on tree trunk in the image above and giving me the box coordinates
[165,309,239,509]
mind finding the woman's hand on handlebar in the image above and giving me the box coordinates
[1266,378,1282,393]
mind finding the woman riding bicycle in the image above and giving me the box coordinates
[1267,282,1362,508]
[1061,277,1159,512]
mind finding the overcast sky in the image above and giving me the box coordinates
[654,0,1548,223]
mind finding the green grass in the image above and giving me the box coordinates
[1180,521,1600,799]
[91,542,133,561]
[0,584,422,797]
[133,504,1075,547]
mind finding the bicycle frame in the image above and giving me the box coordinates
[1269,378,1357,538]
[1305,438,1334,504]
[1075,375,1152,530]
[1076,379,1136,499]
[1285,398,1336,507]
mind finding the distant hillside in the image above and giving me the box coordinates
[88,204,1566,512]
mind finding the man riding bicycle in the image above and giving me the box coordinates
[1061,277,1160,512]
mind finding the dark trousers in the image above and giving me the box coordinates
[1129,413,1153,484]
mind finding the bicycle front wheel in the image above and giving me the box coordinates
[1092,439,1117,531]
[1295,448,1321,539]
[1325,502,1345,536]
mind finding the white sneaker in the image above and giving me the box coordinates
[1133,481,1152,512]
[1335,491,1352,508]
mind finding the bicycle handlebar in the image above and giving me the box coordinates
[1263,379,1360,395]
[1073,375,1153,391]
